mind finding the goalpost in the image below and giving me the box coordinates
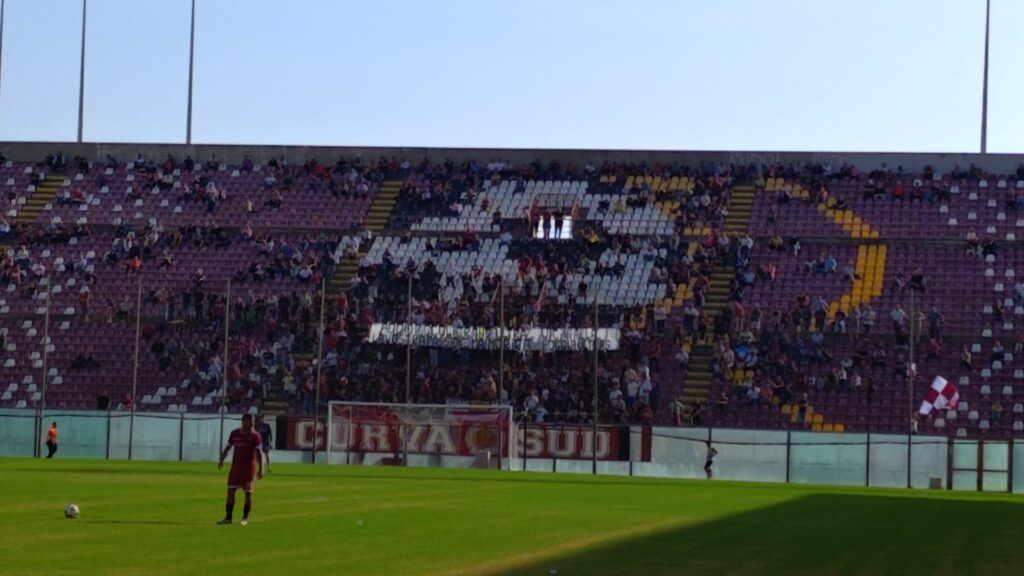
[326,402,518,471]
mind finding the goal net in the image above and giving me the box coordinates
[326,402,518,470]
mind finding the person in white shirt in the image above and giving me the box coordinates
[638,368,652,405]
[676,348,690,368]
[890,305,908,335]
[859,304,875,332]
[524,389,539,414]
[534,404,548,423]
[653,306,667,334]
[608,382,623,404]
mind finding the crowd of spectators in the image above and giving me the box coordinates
[5,153,1023,433]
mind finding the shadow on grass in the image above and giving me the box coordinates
[5,464,708,489]
[496,493,1024,576]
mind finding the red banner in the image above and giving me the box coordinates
[285,418,629,461]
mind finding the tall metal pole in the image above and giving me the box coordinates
[128,275,141,460]
[498,280,505,399]
[312,278,326,464]
[76,0,87,142]
[405,274,412,403]
[980,0,991,154]
[0,0,7,120]
[217,279,231,452]
[36,277,52,458]
[907,288,916,488]
[185,0,196,144]
[592,291,599,475]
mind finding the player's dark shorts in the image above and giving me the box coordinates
[228,463,257,492]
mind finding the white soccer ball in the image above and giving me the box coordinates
[65,504,80,519]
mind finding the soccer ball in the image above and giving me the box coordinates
[64,504,80,519]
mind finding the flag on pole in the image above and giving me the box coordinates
[918,376,959,415]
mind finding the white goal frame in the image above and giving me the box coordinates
[326,401,518,471]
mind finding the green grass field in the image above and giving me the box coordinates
[2,459,1023,576]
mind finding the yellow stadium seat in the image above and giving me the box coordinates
[781,404,792,415]
[834,424,845,433]
[812,414,824,425]
[811,423,823,432]
[822,424,834,432]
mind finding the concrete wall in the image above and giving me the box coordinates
[1,141,1022,174]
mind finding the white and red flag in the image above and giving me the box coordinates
[918,376,960,415]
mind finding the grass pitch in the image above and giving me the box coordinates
[2,459,1023,575]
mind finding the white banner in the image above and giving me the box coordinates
[367,323,619,351]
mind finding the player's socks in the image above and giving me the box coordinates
[243,504,251,520]
[226,504,234,521]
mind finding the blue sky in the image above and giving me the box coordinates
[0,0,1019,153]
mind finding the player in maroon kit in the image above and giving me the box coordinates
[217,414,264,525]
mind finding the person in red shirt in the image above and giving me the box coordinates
[217,414,263,525]
[45,422,58,458]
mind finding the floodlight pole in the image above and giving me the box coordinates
[0,0,6,118]
[76,0,87,142]
[980,0,991,154]
[186,0,196,144]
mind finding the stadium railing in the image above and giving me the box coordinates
[2,408,1022,493]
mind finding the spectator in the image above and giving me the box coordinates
[690,402,704,426]
[909,269,926,292]
[959,345,973,369]
[992,399,1004,424]
[669,395,684,427]
[890,305,908,336]
[861,304,876,335]
[715,391,729,413]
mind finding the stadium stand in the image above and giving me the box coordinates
[3,149,1024,441]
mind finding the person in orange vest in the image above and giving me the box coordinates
[45,422,58,458]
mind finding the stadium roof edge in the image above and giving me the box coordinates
[0,141,1021,173]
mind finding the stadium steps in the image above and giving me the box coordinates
[679,346,713,406]
[261,398,290,417]
[324,180,402,300]
[723,186,754,235]
[329,258,360,297]
[17,174,64,224]
[361,180,401,233]
[677,187,756,417]
[677,267,731,409]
